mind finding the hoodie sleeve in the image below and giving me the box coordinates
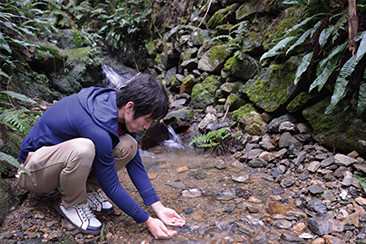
[84,127,150,223]
[126,133,159,205]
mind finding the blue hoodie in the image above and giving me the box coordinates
[19,87,159,223]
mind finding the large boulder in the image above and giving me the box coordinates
[198,44,233,73]
[241,56,300,113]
[190,76,222,109]
[303,98,366,155]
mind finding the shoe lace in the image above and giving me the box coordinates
[75,203,95,221]
[89,191,106,204]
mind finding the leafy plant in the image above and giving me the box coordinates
[355,174,366,194]
[90,0,151,56]
[0,0,56,78]
[260,0,366,116]
[0,90,40,175]
[188,127,231,155]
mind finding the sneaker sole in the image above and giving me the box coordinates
[54,202,102,235]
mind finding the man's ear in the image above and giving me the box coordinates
[125,101,135,114]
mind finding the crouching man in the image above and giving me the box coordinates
[17,73,185,239]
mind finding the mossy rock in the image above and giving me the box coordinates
[191,76,221,109]
[303,98,366,155]
[164,107,196,128]
[232,103,256,122]
[180,74,196,94]
[208,3,240,29]
[241,56,300,113]
[224,54,258,81]
[233,104,268,135]
[224,93,246,111]
[286,91,318,113]
[198,44,233,73]
[236,0,258,20]
[262,7,304,50]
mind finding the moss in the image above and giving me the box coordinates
[62,47,91,61]
[232,103,256,121]
[209,45,230,63]
[207,3,239,29]
[146,41,155,55]
[196,31,204,43]
[262,7,303,49]
[191,76,221,109]
[244,57,298,112]
[224,56,237,71]
[302,98,342,134]
[155,54,161,64]
[286,92,310,113]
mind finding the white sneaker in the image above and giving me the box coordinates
[54,201,102,235]
[87,191,114,214]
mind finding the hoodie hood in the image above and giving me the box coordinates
[77,87,118,139]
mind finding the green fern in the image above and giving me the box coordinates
[0,152,30,175]
[188,127,230,148]
[0,90,40,173]
[326,31,366,114]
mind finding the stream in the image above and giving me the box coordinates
[109,130,311,243]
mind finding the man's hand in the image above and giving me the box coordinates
[151,201,186,227]
[144,217,177,239]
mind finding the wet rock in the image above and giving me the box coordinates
[247,158,267,168]
[308,184,324,194]
[308,161,321,173]
[268,114,297,132]
[233,221,255,235]
[214,188,236,201]
[279,132,301,149]
[279,121,296,132]
[334,153,357,166]
[280,231,304,242]
[166,181,186,189]
[306,198,327,215]
[274,219,292,229]
[280,176,296,188]
[235,188,251,199]
[307,217,344,235]
[231,174,250,183]
[182,188,202,198]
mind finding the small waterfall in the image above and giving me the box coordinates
[102,64,136,88]
[163,125,184,149]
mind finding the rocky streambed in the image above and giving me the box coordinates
[0,114,366,243]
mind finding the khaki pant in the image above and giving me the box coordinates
[17,134,137,208]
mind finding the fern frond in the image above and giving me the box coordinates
[212,35,233,41]
[357,82,366,116]
[0,109,32,135]
[318,25,335,51]
[260,36,296,63]
[294,52,313,85]
[0,152,30,175]
[286,29,312,55]
[326,31,366,114]
[0,90,36,103]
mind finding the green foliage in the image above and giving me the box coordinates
[0,0,56,78]
[90,0,151,52]
[188,127,231,155]
[0,90,40,174]
[0,152,29,175]
[355,174,366,194]
[261,1,366,115]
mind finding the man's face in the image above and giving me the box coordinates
[118,102,154,133]
[125,113,154,133]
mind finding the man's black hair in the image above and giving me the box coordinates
[116,73,169,120]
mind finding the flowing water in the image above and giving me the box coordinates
[112,128,308,243]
